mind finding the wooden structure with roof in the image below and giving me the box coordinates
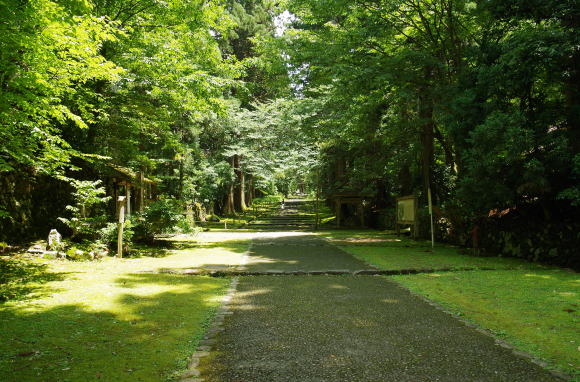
[106,165,156,217]
[330,192,370,228]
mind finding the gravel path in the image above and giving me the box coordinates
[244,234,370,272]
[197,234,561,381]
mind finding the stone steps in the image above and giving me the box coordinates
[248,199,315,230]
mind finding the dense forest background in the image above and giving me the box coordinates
[1,0,578,267]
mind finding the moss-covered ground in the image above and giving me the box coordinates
[391,270,579,378]
[0,235,249,381]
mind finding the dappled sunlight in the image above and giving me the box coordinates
[557,292,576,297]
[329,284,349,289]
[233,288,272,299]
[524,273,554,280]
[0,272,227,381]
[244,255,299,266]
[168,230,313,244]
[351,317,379,328]
[228,288,272,311]
[254,231,316,239]
[382,298,399,304]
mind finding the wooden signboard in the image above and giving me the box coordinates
[396,195,418,238]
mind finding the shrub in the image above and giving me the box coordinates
[57,179,110,240]
[98,220,134,250]
[133,199,184,242]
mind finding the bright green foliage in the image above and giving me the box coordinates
[133,199,187,242]
[280,0,579,264]
[0,0,122,174]
[224,99,319,194]
[1,0,578,268]
[57,179,110,239]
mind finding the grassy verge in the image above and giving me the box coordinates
[340,245,544,270]
[0,237,248,381]
[325,230,545,270]
[391,270,580,379]
[331,231,578,378]
[318,229,430,245]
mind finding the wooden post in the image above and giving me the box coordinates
[428,186,434,249]
[336,200,341,228]
[413,196,419,239]
[395,200,400,236]
[138,171,144,213]
[315,168,320,230]
[126,185,131,218]
[117,196,126,258]
[358,203,364,228]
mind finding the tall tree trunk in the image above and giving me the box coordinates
[419,91,435,203]
[434,125,456,173]
[224,183,235,215]
[224,156,235,215]
[246,174,253,206]
[566,44,580,154]
[177,158,184,200]
[233,154,246,211]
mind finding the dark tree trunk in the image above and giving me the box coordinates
[224,183,235,215]
[224,157,235,215]
[246,174,253,206]
[419,91,435,203]
[233,154,246,211]
[177,158,184,200]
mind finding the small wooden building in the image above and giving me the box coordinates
[330,192,370,228]
[106,165,156,217]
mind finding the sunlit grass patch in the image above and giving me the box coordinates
[391,269,580,378]
[318,230,433,247]
[0,237,249,381]
[0,271,228,381]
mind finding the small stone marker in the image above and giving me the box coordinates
[47,229,62,251]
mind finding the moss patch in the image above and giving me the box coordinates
[391,269,580,378]
[0,238,247,381]
[341,245,544,270]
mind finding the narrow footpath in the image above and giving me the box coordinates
[195,202,560,382]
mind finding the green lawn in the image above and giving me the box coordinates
[341,245,544,270]
[391,270,580,379]
[0,236,248,381]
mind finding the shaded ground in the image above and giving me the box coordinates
[199,232,562,382]
[200,275,559,382]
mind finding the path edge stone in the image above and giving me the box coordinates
[235,240,253,272]
[179,277,239,382]
[388,279,572,381]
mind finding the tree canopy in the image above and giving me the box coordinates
[0,0,578,266]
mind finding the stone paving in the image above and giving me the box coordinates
[192,233,562,382]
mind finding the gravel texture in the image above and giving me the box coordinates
[199,276,560,381]
[243,235,370,272]
[198,235,561,382]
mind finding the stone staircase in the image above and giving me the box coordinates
[248,199,316,230]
